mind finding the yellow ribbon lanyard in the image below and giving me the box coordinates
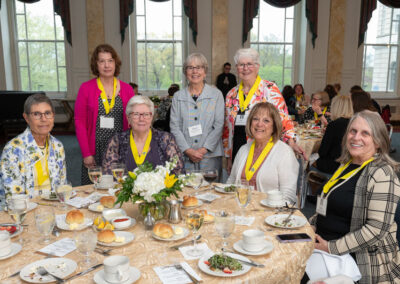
[314,107,327,122]
[238,75,262,112]
[35,139,50,187]
[130,129,152,166]
[97,77,117,114]
[245,137,274,181]
[322,158,374,197]
[296,94,303,102]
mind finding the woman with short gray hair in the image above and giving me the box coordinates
[0,93,67,198]
[102,96,184,174]
[170,53,224,177]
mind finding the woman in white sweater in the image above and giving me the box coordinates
[226,102,299,204]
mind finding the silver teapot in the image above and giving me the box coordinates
[167,199,182,224]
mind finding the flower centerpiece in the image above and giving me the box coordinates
[115,156,188,220]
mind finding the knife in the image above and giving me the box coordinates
[221,249,265,268]
[58,263,103,283]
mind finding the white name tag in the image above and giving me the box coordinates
[100,116,114,129]
[188,124,202,137]
[316,195,327,216]
[235,112,249,126]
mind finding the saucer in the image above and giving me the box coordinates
[233,239,273,256]
[260,199,285,208]
[94,266,141,284]
[0,243,22,260]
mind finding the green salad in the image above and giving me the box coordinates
[224,185,237,192]
[205,254,243,273]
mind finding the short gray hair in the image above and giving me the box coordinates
[337,110,399,170]
[125,95,155,117]
[183,53,208,75]
[234,48,260,65]
[24,93,54,114]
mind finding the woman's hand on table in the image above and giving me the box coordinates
[83,155,96,168]
[315,234,329,252]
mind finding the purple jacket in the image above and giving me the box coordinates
[74,78,134,158]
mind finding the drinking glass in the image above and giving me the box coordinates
[235,180,252,216]
[74,228,97,268]
[111,163,125,185]
[34,206,56,244]
[185,211,204,257]
[56,181,73,211]
[187,169,204,191]
[7,194,29,244]
[88,166,102,190]
[202,168,219,185]
[215,211,235,252]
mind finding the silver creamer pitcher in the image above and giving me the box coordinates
[168,199,182,224]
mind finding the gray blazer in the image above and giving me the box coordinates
[170,84,224,158]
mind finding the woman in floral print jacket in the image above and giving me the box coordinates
[0,94,67,198]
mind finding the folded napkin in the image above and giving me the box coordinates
[38,238,76,257]
[154,262,202,284]
[179,243,213,260]
[196,193,220,202]
[306,249,361,282]
[234,215,255,226]
[65,192,106,208]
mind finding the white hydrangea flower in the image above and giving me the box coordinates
[133,172,165,203]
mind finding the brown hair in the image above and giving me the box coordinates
[90,44,121,77]
[245,102,282,143]
[351,91,376,113]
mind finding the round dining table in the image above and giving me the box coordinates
[0,185,315,283]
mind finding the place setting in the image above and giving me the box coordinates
[232,229,274,256]
[94,255,141,284]
[260,189,285,208]
[0,230,22,260]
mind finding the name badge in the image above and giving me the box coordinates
[316,195,327,216]
[100,116,114,129]
[235,111,249,126]
[188,124,202,137]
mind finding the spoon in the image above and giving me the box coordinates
[170,234,201,250]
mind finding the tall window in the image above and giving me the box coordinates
[134,0,184,91]
[362,2,400,93]
[13,0,66,92]
[250,2,295,89]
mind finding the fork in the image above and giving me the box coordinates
[95,247,112,256]
[174,264,200,284]
[36,266,64,282]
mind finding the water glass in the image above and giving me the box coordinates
[7,194,29,244]
[187,170,204,191]
[56,181,73,211]
[215,211,235,252]
[34,206,56,244]
[185,211,204,257]
[74,228,97,268]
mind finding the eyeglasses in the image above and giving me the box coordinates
[186,66,204,72]
[237,62,257,69]
[312,97,322,101]
[29,111,54,120]
[97,59,114,65]
[130,112,152,120]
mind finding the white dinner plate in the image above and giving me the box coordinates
[260,199,285,208]
[41,191,77,201]
[265,214,307,229]
[213,184,237,194]
[88,202,120,213]
[20,257,77,283]
[56,215,93,231]
[151,226,189,241]
[181,200,203,209]
[233,239,274,256]
[97,231,135,247]
[198,252,252,277]
[0,223,23,238]
[94,266,141,284]
[0,243,22,260]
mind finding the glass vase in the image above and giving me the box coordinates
[138,201,167,221]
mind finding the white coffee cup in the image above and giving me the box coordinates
[103,255,130,283]
[0,231,11,257]
[267,190,283,206]
[98,175,114,188]
[242,229,265,252]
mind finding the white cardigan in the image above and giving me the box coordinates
[227,140,299,204]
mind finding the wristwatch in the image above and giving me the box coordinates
[317,113,323,118]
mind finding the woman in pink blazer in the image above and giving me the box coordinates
[74,44,134,185]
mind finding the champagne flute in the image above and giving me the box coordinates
[235,180,251,216]
[74,228,97,269]
[88,166,102,191]
[111,163,125,185]
[34,206,56,244]
[185,211,204,257]
[7,194,29,244]
[215,211,235,253]
[56,181,73,211]
[187,169,204,191]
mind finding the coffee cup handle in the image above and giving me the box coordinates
[117,268,124,280]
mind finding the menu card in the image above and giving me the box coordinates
[65,192,106,208]
[154,262,202,284]
[38,238,76,257]
[235,215,255,226]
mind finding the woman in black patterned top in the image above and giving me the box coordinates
[302,91,331,127]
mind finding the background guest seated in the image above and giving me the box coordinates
[302,91,331,127]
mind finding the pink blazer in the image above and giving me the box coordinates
[74,78,134,158]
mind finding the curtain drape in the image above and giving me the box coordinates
[242,0,259,44]
[120,0,134,43]
[306,0,318,48]
[53,0,71,45]
[262,0,301,8]
[358,0,377,47]
[379,0,400,8]
[183,0,197,45]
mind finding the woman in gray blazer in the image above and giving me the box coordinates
[170,53,224,178]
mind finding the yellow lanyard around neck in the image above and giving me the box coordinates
[322,158,374,196]
[130,129,152,166]
[314,106,327,122]
[238,75,261,112]
[97,77,117,114]
[296,94,303,102]
[245,137,274,181]
[35,139,50,187]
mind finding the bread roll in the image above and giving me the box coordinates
[65,210,84,224]
[100,196,115,209]
[182,195,198,207]
[153,223,174,239]
[98,230,116,243]
[195,209,214,222]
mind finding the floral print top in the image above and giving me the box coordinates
[0,128,67,198]
[157,96,172,121]
[222,79,295,159]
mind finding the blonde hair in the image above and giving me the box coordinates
[330,95,353,120]
[312,91,330,107]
